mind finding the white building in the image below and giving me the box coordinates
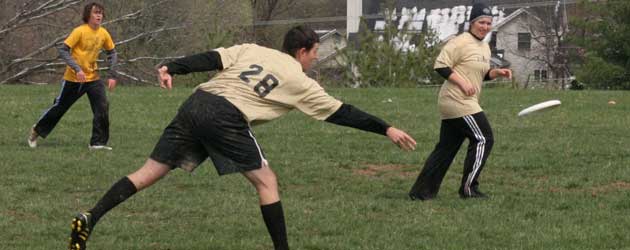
[315,29,347,68]
[346,0,575,87]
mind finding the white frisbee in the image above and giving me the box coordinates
[518,100,561,116]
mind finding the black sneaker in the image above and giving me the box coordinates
[408,191,436,201]
[409,193,426,201]
[69,212,93,250]
[459,188,489,199]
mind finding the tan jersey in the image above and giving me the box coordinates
[434,32,491,119]
[197,44,342,125]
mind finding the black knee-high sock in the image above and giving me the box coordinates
[88,177,137,225]
[260,201,289,250]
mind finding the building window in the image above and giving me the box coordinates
[534,69,548,82]
[518,33,531,50]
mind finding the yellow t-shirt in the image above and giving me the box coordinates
[434,32,491,119]
[63,24,115,82]
[197,44,343,125]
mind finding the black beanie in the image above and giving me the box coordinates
[469,2,492,22]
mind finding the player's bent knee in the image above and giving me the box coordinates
[250,164,280,204]
[245,162,278,192]
[128,158,171,190]
[258,170,278,191]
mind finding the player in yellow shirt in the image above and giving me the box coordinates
[66,25,416,250]
[409,2,512,201]
[28,2,117,150]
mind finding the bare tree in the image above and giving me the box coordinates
[0,0,190,84]
[0,0,252,85]
[251,0,297,22]
[250,0,296,46]
[0,0,82,40]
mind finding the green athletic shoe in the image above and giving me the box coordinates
[68,212,93,250]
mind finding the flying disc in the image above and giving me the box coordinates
[518,100,561,116]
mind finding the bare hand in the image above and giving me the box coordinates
[492,68,512,80]
[76,71,86,82]
[157,66,172,90]
[459,81,476,96]
[107,78,117,91]
[386,127,417,151]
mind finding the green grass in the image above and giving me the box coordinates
[1,85,629,250]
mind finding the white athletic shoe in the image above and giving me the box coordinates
[27,127,38,148]
[88,145,113,151]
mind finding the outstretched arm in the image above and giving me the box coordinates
[162,51,223,75]
[385,127,417,151]
[157,66,173,89]
[325,104,390,135]
[157,51,224,89]
[325,104,416,151]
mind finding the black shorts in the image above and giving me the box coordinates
[150,90,265,175]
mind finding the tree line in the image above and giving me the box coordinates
[2,0,628,90]
[0,0,262,86]
[568,0,630,90]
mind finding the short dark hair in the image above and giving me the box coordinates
[82,2,105,23]
[282,25,320,58]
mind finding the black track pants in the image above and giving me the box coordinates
[410,112,494,199]
[34,80,109,145]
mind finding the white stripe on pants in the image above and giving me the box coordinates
[462,115,486,196]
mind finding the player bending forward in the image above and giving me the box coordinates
[67,25,416,250]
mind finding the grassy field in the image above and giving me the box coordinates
[1,84,629,250]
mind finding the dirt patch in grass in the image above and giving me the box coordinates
[546,181,630,196]
[3,209,41,222]
[589,181,630,196]
[353,164,417,178]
